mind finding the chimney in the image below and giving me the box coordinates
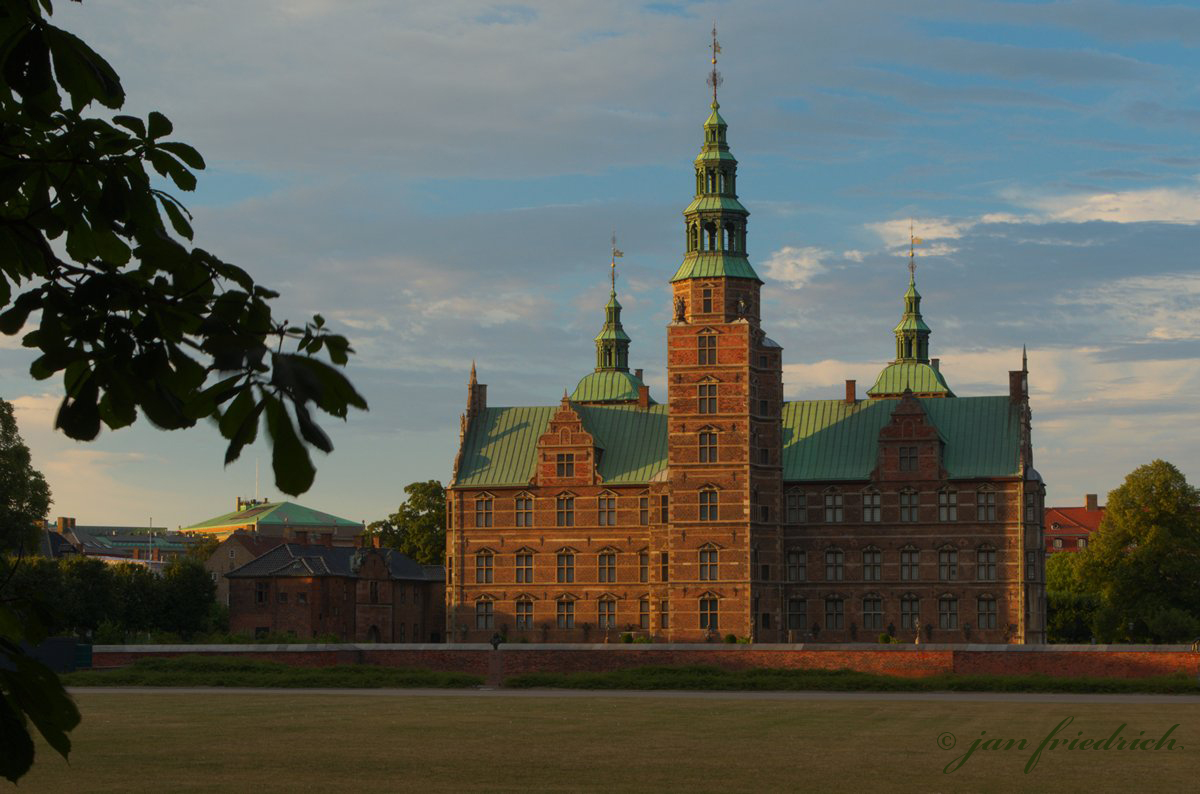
[1008,370,1026,402]
[371,534,382,549]
[637,385,650,410]
[635,368,643,380]
[1085,493,1098,511]
[844,379,856,404]
[930,358,940,372]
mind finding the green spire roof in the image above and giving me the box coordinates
[870,263,953,397]
[573,257,650,403]
[672,99,761,284]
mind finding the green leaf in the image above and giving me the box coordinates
[111,115,146,137]
[264,394,315,495]
[294,401,334,454]
[223,396,264,465]
[43,25,124,110]
[156,194,193,240]
[157,141,205,170]
[148,150,196,192]
[54,372,101,440]
[0,695,34,784]
[147,110,173,139]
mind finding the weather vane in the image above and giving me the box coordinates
[908,219,922,279]
[611,230,623,291]
[707,23,723,105]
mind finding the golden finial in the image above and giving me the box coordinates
[610,231,624,292]
[707,23,723,106]
[908,219,922,280]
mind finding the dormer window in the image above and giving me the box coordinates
[556,453,575,478]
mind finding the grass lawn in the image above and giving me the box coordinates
[17,692,1199,792]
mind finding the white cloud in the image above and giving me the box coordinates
[865,217,976,250]
[1055,274,1200,342]
[763,246,828,288]
[1005,179,1200,224]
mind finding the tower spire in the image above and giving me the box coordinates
[708,23,722,108]
[893,227,931,363]
[594,242,631,372]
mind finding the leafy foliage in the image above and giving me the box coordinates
[1045,553,1097,643]
[0,398,51,554]
[0,1,367,497]
[1078,460,1200,643]
[369,480,446,565]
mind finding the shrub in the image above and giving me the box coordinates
[620,632,634,643]
[723,633,738,644]
[877,633,893,644]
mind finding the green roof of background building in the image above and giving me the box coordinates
[181,501,363,531]
[454,395,1018,488]
[867,362,955,397]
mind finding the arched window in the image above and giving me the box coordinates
[977,546,997,580]
[699,489,718,521]
[556,495,574,527]
[698,431,717,463]
[597,548,617,582]
[901,594,920,629]
[699,545,718,580]
[939,489,958,522]
[862,489,881,523]
[978,487,997,521]
[939,596,958,629]
[515,598,534,630]
[900,546,920,581]
[900,488,919,522]
[786,490,806,523]
[475,598,495,630]
[862,595,883,630]
[824,597,844,630]
[515,494,533,527]
[597,492,616,526]
[862,547,881,581]
[824,490,843,523]
[697,333,717,365]
[938,547,958,581]
[786,549,806,582]
[474,495,493,528]
[824,547,844,581]
[598,598,617,629]
[699,596,718,630]
[977,595,997,629]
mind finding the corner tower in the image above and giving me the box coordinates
[571,245,651,404]
[659,29,785,641]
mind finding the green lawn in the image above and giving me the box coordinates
[16,692,1199,792]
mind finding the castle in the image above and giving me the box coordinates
[445,64,1046,645]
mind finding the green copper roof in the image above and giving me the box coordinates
[671,253,761,282]
[682,196,748,214]
[454,404,668,487]
[893,315,932,333]
[571,370,650,403]
[867,362,955,397]
[594,326,631,342]
[182,501,363,531]
[454,396,1018,488]
[781,396,1018,481]
[704,106,727,128]
[694,149,738,163]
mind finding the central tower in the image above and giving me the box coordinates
[658,29,786,641]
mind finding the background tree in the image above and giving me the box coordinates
[1079,460,1200,643]
[158,558,215,638]
[370,480,446,565]
[0,398,51,554]
[1044,552,1096,643]
[109,562,160,637]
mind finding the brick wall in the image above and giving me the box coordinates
[91,644,1200,681]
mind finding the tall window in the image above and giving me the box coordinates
[1025,492,1038,523]
[900,548,920,581]
[639,496,649,525]
[639,598,650,629]
[515,552,533,584]
[786,549,806,582]
[702,288,713,313]
[556,552,574,583]
[977,596,997,630]
[698,383,717,413]
[515,495,533,527]
[598,599,616,629]
[862,548,881,581]
[825,598,844,630]
[939,597,958,630]
[699,597,718,630]
[977,547,997,581]
[660,551,669,582]
[598,493,616,526]
[699,490,718,521]
[556,496,574,527]
[1026,551,1038,581]
[862,490,881,522]
[939,490,958,522]
[899,446,918,471]
[475,600,494,630]
[862,597,883,630]
[938,549,958,581]
[824,491,843,523]
[556,600,574,629]
[660,599,670,629]
[556,453,575,477]
[639,551,649,583]
[475,496,493,528]
[255,582,269,604]
[516,600,533,630]
[598,551,616,583]
[901,596,920,629]
[699,547,718,580]
[475,551,494,584]
[824,548,844,581]
[660,495,669,523]
[698,431,717,463]
[786,491,805,523]
[697,334,716,365]
[787,598,807,630]
[900,489,919,522]
[978,489,997,521]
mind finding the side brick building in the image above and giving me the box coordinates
[445,77,1046,645]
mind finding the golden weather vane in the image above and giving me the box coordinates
[611,231,624,291]
[908,219,923,279]
[707,23,723,105]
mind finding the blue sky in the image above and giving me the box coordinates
[3,0,1198,528]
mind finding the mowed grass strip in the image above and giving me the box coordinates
[61,655,482,688]
[17,693,1200,793]
[504,665,1200,694]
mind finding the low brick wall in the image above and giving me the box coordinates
[91,643,1200,682]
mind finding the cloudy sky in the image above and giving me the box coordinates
[3,0,1198,528]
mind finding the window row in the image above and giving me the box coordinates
[786,595,1000,632]
[784,547,1002,583]
[475,549,713,584]
[472,493,659,528]
[476,597,668,631]
[784,489,999,523]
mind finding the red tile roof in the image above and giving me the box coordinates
[1044,504,1105,553]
